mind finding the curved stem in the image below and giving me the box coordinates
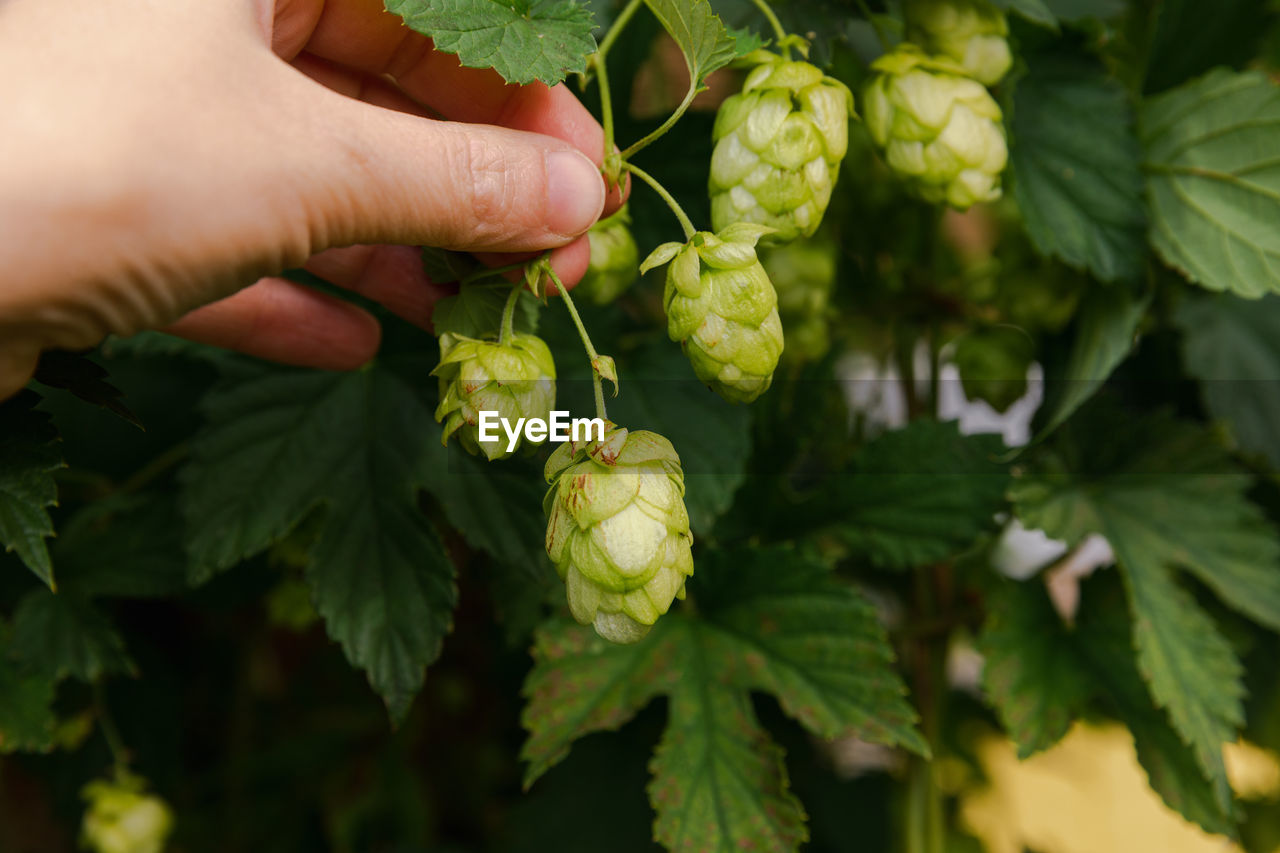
[544,266,608,421]
[499,282,522,344]
[749,0,788,47]
[623,162,697,240]
[596,0,645,59]
[620,84,698,161]
[94,681,130,773]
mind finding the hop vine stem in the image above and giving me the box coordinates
[624,162,696,240]
[592,0,645,160]
[542,264,609,421]
[749,0,789,50]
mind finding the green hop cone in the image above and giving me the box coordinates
[760,236,838,362]
[642,223,784,403]
[432,330,556,460]
[544,423,694,644]
[578,206,639,305]
[905,0,1012,86]
[863,46,1008,209]
[81,774,174,853]
[709,50,855,244]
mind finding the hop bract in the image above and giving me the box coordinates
[905,0,1012,86]
[544,423,694,644]
[643,223,784,404]
[863,46,1008,209]
[433,330,555,460]
[81,775,174,853]
[709,50,854,244]
[578,206,639,305]
[760,236,838,362]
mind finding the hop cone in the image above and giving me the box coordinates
[578,206,639,305]
[863,46,1008,209]
[432,330,555,460]
[544,423,694,644]
[905,0,1012,86]
[760,236,837,362]
[642,223,784,403]
[709,50,854,244]
[82,775,174,853]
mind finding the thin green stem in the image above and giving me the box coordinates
[116,442,190,496]
[498,282,522,344]
[544,266,608,420]
[596,0,645,59]
[593,0,645,158]
[749,0,788,47]
[620,85,698,161]
[94,682,130,773]
[623,162,696,240]
[853,0,893,52]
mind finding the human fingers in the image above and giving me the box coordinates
[271,0,628,212]
[162,277,382,370]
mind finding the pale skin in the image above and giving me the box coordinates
[0,0,625,400]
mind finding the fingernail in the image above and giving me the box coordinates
[546,150,605,237]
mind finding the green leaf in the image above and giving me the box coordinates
[0,391,63,589]
[979,576,1234,834]
[643,0,738,88]
[607,340,751,533]
[1175,292,1280,468]
[0,644,56,754]
[1142,69,1280,298]
[420,247,481,284]
[1013,403,1268,813]
[182,366,457,721]
[384,0,596,86]
[1009,48,1147,282]
[521,619,678,786]
[979,579,1093,757]
[9,590,134,682]
[692,548,928,755]
[1143,0,1274,95]
[808,421,1010,570]
[422,445,549,575]
[31,351,140,428]
[53,493,188,598]
[990,0,1057,28]
[522,546,923,847]
[1035,283,1149,438]
[430,281,540,340]
[650,671,807,852]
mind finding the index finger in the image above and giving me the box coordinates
[271,0,603,161]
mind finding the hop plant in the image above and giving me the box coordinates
[578,206,639,305]
[709,50,855,244]
[643,223,784,403]
[760,236,838,362]
[432,330,556,460]
[905,0,1012,86]
[863,46,1008,209]
[81,774,174,853]
[543,423,694,644]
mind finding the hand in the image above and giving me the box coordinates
[0,0,623,400]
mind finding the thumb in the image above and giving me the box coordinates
[289,91,607,255]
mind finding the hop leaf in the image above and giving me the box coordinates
[709,51,854,244]
[433,331,557,460]
[863,46,1008,208]
[543,423,694,644]
[647,225,785,403]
